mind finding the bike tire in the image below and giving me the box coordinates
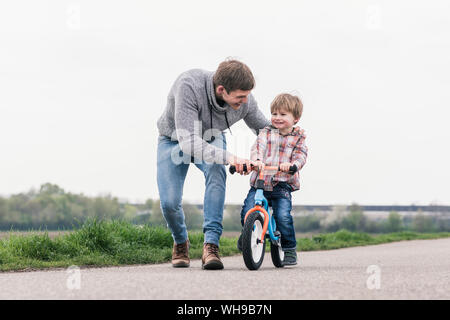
[270,241,285,268]
[242,212,266,270]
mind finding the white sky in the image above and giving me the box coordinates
[0,0,449,205]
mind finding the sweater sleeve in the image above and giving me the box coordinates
[173,79,233,164]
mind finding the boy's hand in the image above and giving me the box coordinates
[252,160,265,172]
[279,162,292,173]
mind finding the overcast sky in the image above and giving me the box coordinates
[1,0,449,205]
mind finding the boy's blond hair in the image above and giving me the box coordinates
[270,93,303,122]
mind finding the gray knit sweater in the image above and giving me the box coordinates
[157,69,270,164]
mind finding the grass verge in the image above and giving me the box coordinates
[1,219,449,272]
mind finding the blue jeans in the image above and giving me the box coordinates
[157,134,227,246]
[240,183,297,250]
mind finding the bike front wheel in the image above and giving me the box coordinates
[242,212,266,270]
[270,241,285,268]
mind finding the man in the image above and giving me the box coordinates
[156,59,270,270]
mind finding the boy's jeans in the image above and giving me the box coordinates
[240,183,297,250]
[157,134,227,246]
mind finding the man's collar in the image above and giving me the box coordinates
[207,72,228,114]
[268,125,303,136]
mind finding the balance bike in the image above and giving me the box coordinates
[229,163,297,270]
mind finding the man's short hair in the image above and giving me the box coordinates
[213,59,255,93]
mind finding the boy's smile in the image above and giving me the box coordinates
[271,109,299,134]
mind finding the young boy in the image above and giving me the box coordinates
[238,93,308,265]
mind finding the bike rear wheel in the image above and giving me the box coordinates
[242,212,266,270]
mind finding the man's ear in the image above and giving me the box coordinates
[216,85,226,96]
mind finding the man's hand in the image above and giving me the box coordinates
[229,156,252,175]
[279,162,292,173]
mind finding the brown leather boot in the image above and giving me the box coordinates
[202,243,224,270]
[172,240,190,268]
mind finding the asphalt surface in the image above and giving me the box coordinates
[1,238,449,299]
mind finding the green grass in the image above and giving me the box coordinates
[297,229,450,251]
[0,219,239,272]
[1,219,449,272]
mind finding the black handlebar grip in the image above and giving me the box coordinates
[229,164,253,174]
[288,165,298,174]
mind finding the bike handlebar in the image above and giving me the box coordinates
[229,163,298,175]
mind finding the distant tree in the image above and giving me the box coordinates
[386,211,402,232]
[294,213,321,232]
[144,199,154,210]
[222,205,243,231]
[320,205,346,232]
[412,212,435,233]
[0,197,6,220]
[123,204,138,221]
[183,203,203,230]
[39,183,65,195]
[364,220,383,233]
[0,183,134,230]
[435,217,450,232]
[342,204,367,232]
[91,196,121,220]
[149,200,166,227]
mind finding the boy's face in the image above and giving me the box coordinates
[271,108,298,131]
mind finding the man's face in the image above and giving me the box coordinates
[216,86,251,110]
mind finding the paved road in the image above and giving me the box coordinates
[1,238,449,299]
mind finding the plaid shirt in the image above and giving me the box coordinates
[250,125,308,191]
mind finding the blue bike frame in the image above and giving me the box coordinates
[254,189,279,243]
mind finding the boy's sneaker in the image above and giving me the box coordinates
[237,233,243,252]
[282,249,297,266]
